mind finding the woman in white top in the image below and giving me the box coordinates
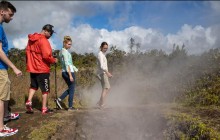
[96,42,113,108]
[55,36,78,111]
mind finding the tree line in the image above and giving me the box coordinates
[7,39,220,106]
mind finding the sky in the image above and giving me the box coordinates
[4,1,220,55]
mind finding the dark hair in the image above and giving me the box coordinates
[0,0,16,13]
[42,24,55,36]
[100,42,108,50]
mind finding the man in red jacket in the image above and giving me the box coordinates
[25,24,58,114]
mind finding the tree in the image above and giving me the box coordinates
[129,38,135,54]
[107,45,126,73]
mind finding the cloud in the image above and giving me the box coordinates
[67,24,218,55]
[12,24,219,55]
[167,24,217,54]
[209,1,220,14]
[5,1,116,37]
[6,1,220,55]
[12,36,57,50]
[12,37,28,50]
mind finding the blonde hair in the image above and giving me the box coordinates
[63,36,72,46]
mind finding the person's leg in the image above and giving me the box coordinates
[55,72,71,110]
[0,70,7,129]
[55,89,68,110]
[25,88,36,113]
[68,72,75,108]
[0,70,18,136]
[99,88,109,106]
[3,101,9,118]
[59,90,69,100]
[42,93,52,114]
[38,73,53,114]
[27,88,36,102]
[42,93,48,109]
[98,73,110,107]
[68,85,74,108]
[0,100,4,130]
[38,73,50,111]
[59,72,71,100]
[3,101,18,122]
[26,73,38,113]
[4,102,19,121]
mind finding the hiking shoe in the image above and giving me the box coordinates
[0,125,18,137]
[98,104,106,110]
[9,113,19,120]
[54,99,62,109]
[42,108,53,115]
[25,100,33,113]
[3,112,20,123]
[3,118,10,123]
[96,101,100,106]
[68,107,78,111]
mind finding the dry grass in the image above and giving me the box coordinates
[9,70,79,109]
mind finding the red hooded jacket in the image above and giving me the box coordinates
[26,33,56,73]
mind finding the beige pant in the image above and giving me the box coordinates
[0,70,11,101]
[100,73,110,89]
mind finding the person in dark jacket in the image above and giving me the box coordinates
[25,24,58,114]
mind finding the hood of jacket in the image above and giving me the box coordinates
[28,33,45,42]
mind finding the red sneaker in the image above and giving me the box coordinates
[10,113,19,120]
[41,108,53,115]
[0,125,18,137]
[25,100,33,113]
[4,112,20,122]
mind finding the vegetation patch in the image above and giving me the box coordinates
[183,73,220,106]
[27,113,68,139]
[164,112,220,140]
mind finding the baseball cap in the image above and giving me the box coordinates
[42,24,55,36]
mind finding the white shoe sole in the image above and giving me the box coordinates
[55,100,63,109]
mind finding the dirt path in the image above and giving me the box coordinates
[51,105,168,140]
[1,108,55,140]
[1,104,168,140]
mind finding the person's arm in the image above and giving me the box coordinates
[98,53,106,72]
[39,38,57,64]
[67,65,73,82]
[0,42,22,76]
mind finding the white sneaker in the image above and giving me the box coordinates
[55,99,62,109]
[0,125,18,137]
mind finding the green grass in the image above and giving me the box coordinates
[164,105,220,140]
[27,113,67,139]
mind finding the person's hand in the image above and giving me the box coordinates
[55,58,58,63]
[13,67,22,77]
[107,72,113,78]
[70,76,74,82]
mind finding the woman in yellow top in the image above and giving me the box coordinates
[55,36,78,111]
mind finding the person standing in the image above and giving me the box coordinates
[96,42,112,109]
[25,24,58,114]
[0,0,22,137]
[55,36,78,111]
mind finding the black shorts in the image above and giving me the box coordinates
[30,73,50,93]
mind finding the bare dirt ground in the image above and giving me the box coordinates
[1,104,169,140]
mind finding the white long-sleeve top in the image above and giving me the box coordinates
[97,51,108,75]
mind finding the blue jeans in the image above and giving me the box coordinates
[59,72,75,108]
